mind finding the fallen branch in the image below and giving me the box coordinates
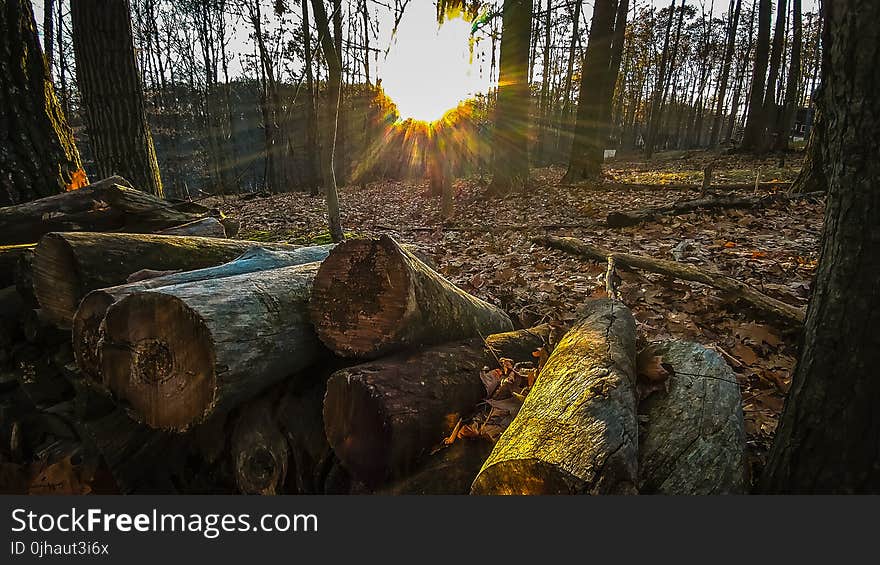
[606,190,824,228]
[602,180,793,192]
[533,235,805,326]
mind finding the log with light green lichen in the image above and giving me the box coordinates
[309,235,514,358]
[33,232,297,328]
[72,245,334,382]
[98,262,324,431]
[471,299,639,495]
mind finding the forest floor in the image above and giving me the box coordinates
[209,148,823,488]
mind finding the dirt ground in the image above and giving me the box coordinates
[209,148,823,487]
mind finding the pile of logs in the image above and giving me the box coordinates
[1,182,747,494]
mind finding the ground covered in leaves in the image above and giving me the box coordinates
[209,149,822,488]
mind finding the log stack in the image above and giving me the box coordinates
[1,219,747,495]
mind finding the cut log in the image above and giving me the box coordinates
[99,262,324,431]
[231,393,289,495]
[0,176,210,245]
[324,325,551,487]
[606,190,825,228]
[0,244,34,288]
[310,235,513,358]
[72,245,334,381]
[534,235,805,326]
[471,299,639,495]
[638,341,746,494]
[33,232,296,328]
[157,217,227,238]
[377,441,493,495]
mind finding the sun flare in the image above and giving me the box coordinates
[378,5,491,124]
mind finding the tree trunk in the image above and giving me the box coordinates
[324,325,550,487]
[301,0,320,195]
[741,0,771,150]
[33,232,293,328]
[0,0,85,206]
[789,110,827,193]
[638,341,746,494]
[488,0,533,195]
[761,0,880,493]
[73,245,333,382]
[309,235,514,359]
[0,176,209,246]
[774,0,802,151]
[710,0,742,147]
[100,262,325,431]
[71,0,163,197]
[562,0,618,182]
[757,0,788,152]
[471,299,638,495]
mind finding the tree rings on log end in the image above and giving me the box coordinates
[309,236,413,357]
[72,290,115,382]
[32,232,82,328]
[100,293,216,430]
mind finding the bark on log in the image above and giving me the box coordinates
[310,235,514,358]
[99,262,324,431]
[377,441,493,495]
[638,341,746,494]
[471,299,639,495]
[231,393,289,495]
[0,176,208,245]
[606,190,825,228]
[33,232,296,328]
[157,217,227,238]
[325,325,552,487]
[73,245,334,381]
[534,236,805,326]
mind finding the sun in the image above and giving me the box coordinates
[378,5,491,124]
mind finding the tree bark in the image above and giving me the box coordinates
[788,109,827,193]
[471,299,638,495]
[761,0,880,493]
[157,217,227,238]
[758,0,788,152]
[0,0,85,206]
[100,262,325,431]
[741,0,771,150]
[488,0,533,195]
[638,341,746,494]
[562,0,618,182]
[324,325,551,486]
[310,235,514,358]
[0,176,207,246]
[534,235,805,326]
[33,232,294,328]
[73,245,333,382]
[71,0,163,197]
[774,0,801,151]
[710,0,742,147]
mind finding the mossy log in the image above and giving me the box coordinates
[231,393,289,495]
[33,232,296,328]
[377,441,493,495]
[0,176,208,245]
[638,341,746,494]
[471,299,639,495]
[157,217,227,238]
[534,235,804,327]
[100,262,324,431]
[73,245,334,381]
[324,325,551,487]
[310,235,513,358]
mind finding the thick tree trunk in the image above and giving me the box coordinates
[324,326,550,486]
[774,0,801,151]
[741,0,771,150]
[536,235,805,326]
[761,0,880,493]
[638,341,746,494]
[472,299,638,494]
[0,176,207,246]
[0,0,85,206]
[562,0,618,182]
[73,245,333,381]
[71,0,163,197]
[310,235,513,358]
[33,232,293,328]
[758,0,788,152]
[488,0,533,195]
[710,0,742,147]
[100,262,325,431]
